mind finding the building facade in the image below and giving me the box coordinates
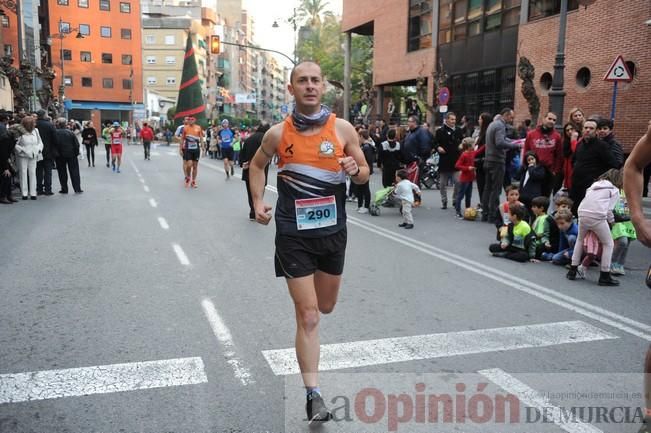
[47,0,144,125]
[515,0,650,150]
[342,0,650,147]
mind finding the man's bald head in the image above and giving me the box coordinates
[289,61,323,85]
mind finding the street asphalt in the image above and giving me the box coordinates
[0,142,649,433]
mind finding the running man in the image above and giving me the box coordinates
[179,116,204,188]
[218,119,235,179]
[102,122,112,167]
[109,122,124,173]
[248,61,369,424]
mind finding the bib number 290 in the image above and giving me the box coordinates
[295,196,337,231]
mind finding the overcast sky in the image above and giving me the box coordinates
[242,0,343,68]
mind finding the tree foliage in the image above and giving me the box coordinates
[295,4,373,104]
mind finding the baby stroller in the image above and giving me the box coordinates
[370,186,400,216]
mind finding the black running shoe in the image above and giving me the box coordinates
[306,392,332,425]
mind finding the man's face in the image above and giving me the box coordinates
[597,126,612,138]
[289,62,324,109]
[502,110,514,124]
[543,113,557,129]
[188,118,195,125]
[446,115,456,128]
[184,117,189,125]
[582,121,597,139]
[407,118,417,130]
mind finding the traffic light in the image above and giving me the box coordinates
[210,35,221,54]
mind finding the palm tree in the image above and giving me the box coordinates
[297,0,330,28]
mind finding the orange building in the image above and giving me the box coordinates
[0,7,19,64]
[47,0,144,124]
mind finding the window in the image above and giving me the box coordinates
[147,77,157,85]
[102,78,114,88]
[166,77,176,85]
[62,49,72,61]
[122,79,132,89]
[576,67,591,89]
[79,24,90,36]
[408,0,433,52]
[64,76,73,86]
[82,77,92,87]
[101,26,111,38]
[485,0,502,31]
[121,29,132,39]
[57,0,69,5]
[145,35,155,44]
[78,0,88,7]
[60,22,71,33]
[1,16,8,28]
[502,0,520,27]
[120,2,130,12]
[165,56,176,65]
[4,45,12,56]
[438,0,452,44]
[529,0,579,21]
[80,51,92,62]
[99,0,110,10]
[101,53,113,64]
[146,56,156,64]
[540,72,553,92]
[164,35,175,45]
[122,54,132,65]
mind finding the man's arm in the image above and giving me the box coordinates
[249,125,281,225]
[338,119,369,184]
[623,120,651,246]
[495,124,517,150]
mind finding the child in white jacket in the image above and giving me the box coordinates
[567,169,622,286]
[395,169,421,229]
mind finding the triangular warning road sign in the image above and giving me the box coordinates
[604,55,633,82]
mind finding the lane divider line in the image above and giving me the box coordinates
[172,243,190,266]
[201,298,255,386]
[143,185,150,193]
[158,217,169,230]
[149,198,158,208]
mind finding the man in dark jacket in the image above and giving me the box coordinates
[0,122,16,204]
[240,123,270,220]
[54,118,82,194]
[403,115,432,164]
[435,112,463,209]
[570,119,618,213]
[596,117,624,168]
[35,109,58,195]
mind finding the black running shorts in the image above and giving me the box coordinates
[221,147,234,161]
[183,149,200,161]
[274,228,347,278]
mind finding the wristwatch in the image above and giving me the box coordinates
[351,167,360,177]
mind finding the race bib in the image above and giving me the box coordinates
[186,136,199,150]
[295,196,337,231]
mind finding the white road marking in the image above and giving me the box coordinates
[479,368,603,433]
[149,198,157,208]
[129,160,140,175]
[201,298,254,385]
[139,178,145,184]
[158,217,169,230]
[262,320,616,376]
[0,357,207,404]
[143,185,150,193]
[151,152,160,156]
[167,151,177,156]
[172,243,190,266]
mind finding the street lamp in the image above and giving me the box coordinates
[272,7,298,64]
[548,0,596,129]
[48,17,85,118]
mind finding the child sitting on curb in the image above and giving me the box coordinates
[550,209,578,266]
[489,203,537,263]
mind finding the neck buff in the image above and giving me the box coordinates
[292,105,331,132]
